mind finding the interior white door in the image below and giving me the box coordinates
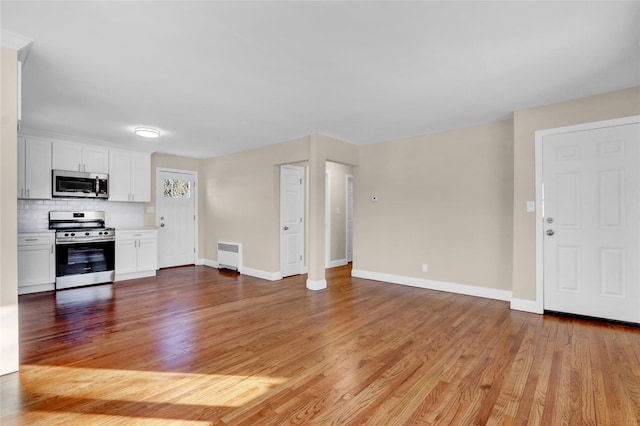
[543,122,640,323]
[157,170,196,268]
[281,165,304,277]
[346,175,353,263]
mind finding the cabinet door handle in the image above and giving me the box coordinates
[51,244,54,254]
[26,188,30,198]
[25,238,38,241]
[20,188,24,197]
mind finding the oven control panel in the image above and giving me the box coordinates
[55,229,115,244]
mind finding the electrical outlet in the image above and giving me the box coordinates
[422,263,428,272]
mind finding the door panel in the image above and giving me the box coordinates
[281,165,304,277]
[157,170,196,268]
[543,122,639,323]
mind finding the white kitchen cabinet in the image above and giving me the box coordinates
[109,150,151,202]
[18,233,55,294]
[52,140,109,173]
[115,229,158,281]
[18,137,52,199]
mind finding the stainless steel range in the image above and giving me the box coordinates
[49,211,115,290]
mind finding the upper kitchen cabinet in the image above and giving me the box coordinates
[109,150,151,202]
[52,141,109,173]
[18,137,52,199]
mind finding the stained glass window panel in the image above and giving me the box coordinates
[163,178,191,199]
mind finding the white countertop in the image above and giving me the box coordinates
[114,226,160,231]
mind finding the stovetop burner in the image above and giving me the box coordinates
[50,211,115,243]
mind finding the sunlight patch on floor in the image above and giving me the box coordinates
[21,364,287,408]
[11,412,212,426]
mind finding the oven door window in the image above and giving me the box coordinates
[56,241,115,277]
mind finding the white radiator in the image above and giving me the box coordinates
[217,241,241,272]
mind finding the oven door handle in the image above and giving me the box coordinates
[55,239,115,245]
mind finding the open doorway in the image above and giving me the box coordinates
[325,161,353,268]
[346,174,353,263]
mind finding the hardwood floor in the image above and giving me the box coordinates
[1,264,639,425]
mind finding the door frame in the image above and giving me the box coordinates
[280,164,305,277]
[534,115,640,314]
[155,167,199,266]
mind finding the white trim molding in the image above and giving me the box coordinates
[510,298,543,314]
[307,279,327,291]
[1,30,33,52]
[351,269,512,302]
[202,259,217,268]
[242,267,283,282]
[201,259,283,281]
[328,259,348,268]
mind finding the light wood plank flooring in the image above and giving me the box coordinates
[1,264,639,425]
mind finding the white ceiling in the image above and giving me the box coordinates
[2,1,639,158]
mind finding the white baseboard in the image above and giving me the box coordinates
[202,259,218,268]
[510,298,543,314]
[306,279,327,290]
[195,258,205,266]
[201,259,282,281]
[328,259,348,268]
[242,267,283,281]
[115,269,156,282]
[351,269,512,302]
[18,282,54,295]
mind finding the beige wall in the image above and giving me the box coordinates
[203,136,311,273]
[354,120,514,291]
[512,86,640,301]
[326,161,353,262]
[1,46,19,375]
[146,153,205,258]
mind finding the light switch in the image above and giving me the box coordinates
[526,201,535,213]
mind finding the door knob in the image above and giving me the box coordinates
[546,217,554,224]
[283,226,289,231]
[546,229,555,236]
[160,223,165,227]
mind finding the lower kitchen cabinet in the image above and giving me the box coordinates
[115,229,158,281]
[18,233,55,294]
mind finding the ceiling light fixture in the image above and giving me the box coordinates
[134,127,160,138]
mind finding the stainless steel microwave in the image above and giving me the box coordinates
[52,170,109,199]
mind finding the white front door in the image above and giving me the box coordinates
[542,121,640,323]
[157,170,196,268]
[281,165,304,277]
[346,175,353,263]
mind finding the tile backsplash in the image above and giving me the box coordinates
[18,199,145,231]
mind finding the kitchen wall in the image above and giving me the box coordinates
[1,46,19,375]
[18,199,144,231]
[354,119,514,293]
[511,86,640,304]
